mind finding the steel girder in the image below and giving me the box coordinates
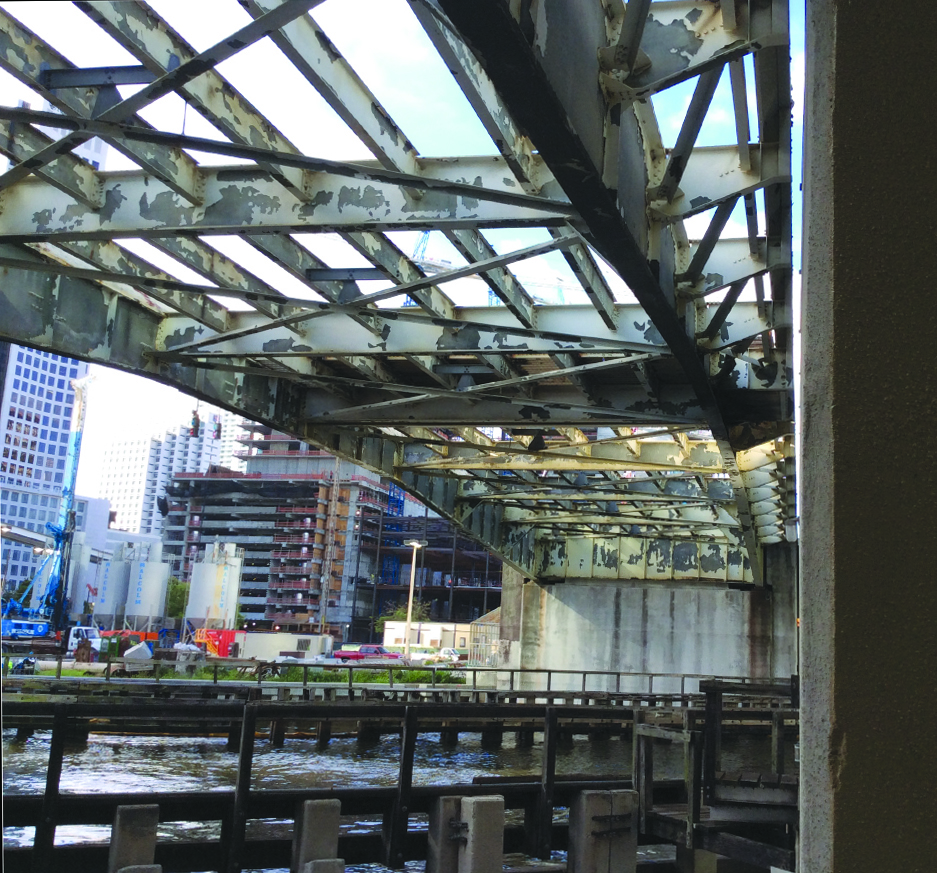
[0,0,794,586]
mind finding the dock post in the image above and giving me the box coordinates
[568,790,637,873]
[770,711,785,775]
[384,706,418,869]
[480,722,502,750]
[427,795,461,873]
[357,720,381,744]
[107,804,160,873]
[316,720,332,750]
[270,718,286,748]
[226,720,242,752]
[458,796,504,873]
[32,704,66,873]
[291,799,341,873]
[702,691,722,802]
[440,723,459,747]
[535,707,558,859]
[514,728,534,748]
[225,702,257,873]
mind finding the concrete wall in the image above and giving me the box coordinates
[800,2,937,870]
[500,545,795,688]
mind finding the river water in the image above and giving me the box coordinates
[2,727,796,871]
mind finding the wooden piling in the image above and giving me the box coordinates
[384,706,417,869]
[535,708,558,860]
[225,702,257,873]
[32,705,67,873]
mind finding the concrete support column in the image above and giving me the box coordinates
[458,796,504,873]
[427,795,462,873]
[568,790,637,873]
[107,804,159,873]
[292,799,341,873]
[801,2,937,871]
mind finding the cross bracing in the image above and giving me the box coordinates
[0,0,794,587]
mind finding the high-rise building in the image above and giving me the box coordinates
[162,424,388,634]
[161,423,502,639]
[0,342,90,589]
[100,422,220,535]
[215,410,247,472]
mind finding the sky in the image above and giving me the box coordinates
[0,0,806,498]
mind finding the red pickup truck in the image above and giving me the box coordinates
[332,645,402,662]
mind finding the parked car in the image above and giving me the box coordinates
[427,647,462,664]
[332,644,402,662]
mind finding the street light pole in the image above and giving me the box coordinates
[403,539,425,660]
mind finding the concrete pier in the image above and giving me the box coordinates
[427,796,462,873]
[292,799,341,873]
[107,804,159,873]
[458,796,504,873]
[568,790,637,873]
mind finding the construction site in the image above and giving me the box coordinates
[162,423,501,638]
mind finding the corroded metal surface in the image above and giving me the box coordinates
[0,0,793,586]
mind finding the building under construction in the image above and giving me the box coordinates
[161,424,500,639]
[351,498,502,642]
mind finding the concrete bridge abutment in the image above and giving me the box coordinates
[497,551,796,687]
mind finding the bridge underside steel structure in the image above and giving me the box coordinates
[0,0,793,588]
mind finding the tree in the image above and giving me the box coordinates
[165,577,189,619]
[375,599,431,635]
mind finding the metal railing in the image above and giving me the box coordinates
[3,655,793,702]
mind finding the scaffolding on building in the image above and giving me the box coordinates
[351,506,502,643]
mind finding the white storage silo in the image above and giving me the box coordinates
[124,558,169,621]
[185,542,242,629]
[96,557,131,618]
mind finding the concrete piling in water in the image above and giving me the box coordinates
[292,799,342,873]
[568,790,637,873]
[458,796,504,873]
[515,728,534,748]
[107,804,160,873]
[270,718,286,748]
[440,724,459,747]
[316,720,332,750]
[427,795,462,873]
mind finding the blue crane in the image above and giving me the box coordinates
[1,376,92,640]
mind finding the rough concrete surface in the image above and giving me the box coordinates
[801,1,937,870]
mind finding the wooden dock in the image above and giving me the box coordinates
[2,675,799,872]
